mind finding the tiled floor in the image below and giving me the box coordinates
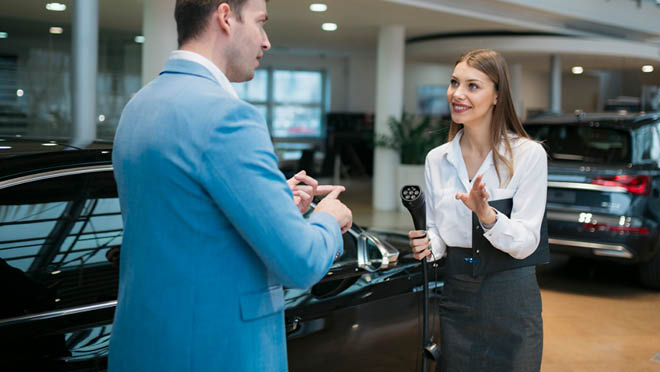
[338,177,660,372]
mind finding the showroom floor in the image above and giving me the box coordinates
[338,177,660,372]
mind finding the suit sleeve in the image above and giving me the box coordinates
[199,102,343,289]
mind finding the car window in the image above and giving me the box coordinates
[526,124,631,164]
[631,122,660,164]
[0,170,121,319]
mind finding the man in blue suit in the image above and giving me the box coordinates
[109,0,353,371]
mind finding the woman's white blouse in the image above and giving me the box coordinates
[425,130,548,261]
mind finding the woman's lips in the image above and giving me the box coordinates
[452,103,471,113]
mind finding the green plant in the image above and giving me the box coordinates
[375,113,449,165]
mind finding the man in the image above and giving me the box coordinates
[109,0,352,371]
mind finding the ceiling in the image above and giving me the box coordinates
[0,0,533,53]
[0,0,659,73]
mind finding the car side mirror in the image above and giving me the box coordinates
[357,233,399,272]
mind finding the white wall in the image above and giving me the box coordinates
[562,73,600,113]
[346,55,377,113]
[521,69,549,117]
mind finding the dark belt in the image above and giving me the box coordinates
[446,246,536,279]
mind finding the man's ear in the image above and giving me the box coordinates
[215,3,232,35]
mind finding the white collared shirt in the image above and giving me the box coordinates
[169,50,239,99]
[425,129,548,260]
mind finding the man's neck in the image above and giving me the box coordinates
[180,39,227,77]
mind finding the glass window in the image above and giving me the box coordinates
[272,106,322,138]
[232,69,268,102]
[0,170,121,318]
[233,68,326,139]
[526,123,631,164]
[273,70,322,104]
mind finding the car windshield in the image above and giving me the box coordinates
[526,124,632,164]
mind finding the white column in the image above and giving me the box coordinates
[509,63,523,118]
[373,25,405,211]
[142,0,177,86]
[550,55,562,113]
[71,0,98,148]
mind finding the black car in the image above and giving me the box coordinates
[0,137,442,371]
[525,112,660,288]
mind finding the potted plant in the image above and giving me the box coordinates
[375,113,448,208]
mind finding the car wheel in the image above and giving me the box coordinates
[639,251,660,289]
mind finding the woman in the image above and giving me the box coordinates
[409,49,548,372]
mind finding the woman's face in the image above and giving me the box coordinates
[447,61,498,127]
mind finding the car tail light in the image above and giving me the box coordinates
[583,223,649,235]
[590,175,651,195]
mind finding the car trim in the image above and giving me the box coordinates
[548,181,627,193]
[548,238,633,258]
[547,210,642,227]
[0,300,117,327]
[0,165,114,190]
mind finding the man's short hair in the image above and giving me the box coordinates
[174,0,249,47]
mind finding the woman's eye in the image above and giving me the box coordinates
[469,83,479,90]
[450,79,458,87]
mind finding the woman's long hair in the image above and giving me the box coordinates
[448,49,530,186]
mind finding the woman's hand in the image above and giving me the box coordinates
[455,174,497,225]
[409,230,431,260]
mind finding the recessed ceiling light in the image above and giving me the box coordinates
[322,22,337,32]
[49,27,64,34]
[310,3,327,12]
[571,66,584,74]
[46,2,67,11]
[0,32,7,39]
[642,65,654,73]
[134,35,145,43]
[98,114,106,122]
[16,89,24,97]
[0,146,12,150]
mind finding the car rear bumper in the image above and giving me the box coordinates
[549,238,634,259]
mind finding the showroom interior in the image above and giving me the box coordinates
[0,0,660,371]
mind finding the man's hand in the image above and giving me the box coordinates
[455,174,497,225]
[287,170,345,213]
[314,187,353,234]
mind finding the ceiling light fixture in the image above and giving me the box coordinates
[46,2,67,12]
[642,65,654,73]
[134,35,145,43]
[310,3,327,12]
[571,66,584,74]
[322,22,337,32]
[16,89,24,97]
[49,27,64,34]
[0,32,7,39]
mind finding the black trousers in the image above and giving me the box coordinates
[439,247,543,372]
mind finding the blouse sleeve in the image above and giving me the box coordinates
[482,142,548,259]
[425,154,447,261]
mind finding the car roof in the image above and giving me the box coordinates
[524,111,660,129]
[0,136,112,157]
[0,137,113,181]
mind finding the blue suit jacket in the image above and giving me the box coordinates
[108,58,343,372]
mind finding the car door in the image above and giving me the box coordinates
[286,227,444,372]
[0,163,120,371]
